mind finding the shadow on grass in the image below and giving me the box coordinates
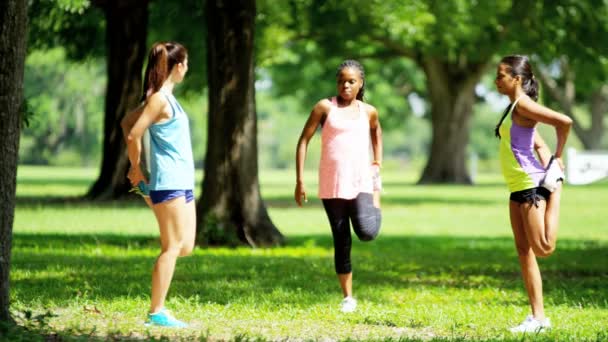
[16,193,504,210]
[16,196,148,209]
[263,195,503,208]
[12,233,608,309]
[17,177,94,187]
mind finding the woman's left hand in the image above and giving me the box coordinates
[127,166,147,186]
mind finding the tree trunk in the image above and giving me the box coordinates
[86,0,148,199]
[417,57,487,184]
[587,86,607,149]
[198,0,284,247]
[538,63,607,150]
[0,0,27,323]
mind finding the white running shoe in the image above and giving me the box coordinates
[509,315,551,333]
[540,156,565,192]
[340,296,357,313]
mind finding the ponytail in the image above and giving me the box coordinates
[495,55,540,137]
[141,42,188,101]
[142,43,168,100]
[500,55,539,102]
[524,75,539,102]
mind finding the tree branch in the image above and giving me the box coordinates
[538,63,590,148]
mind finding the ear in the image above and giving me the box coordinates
[514,75,522,84]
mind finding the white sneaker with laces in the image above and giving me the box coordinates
[509,315,551,333]
[540,156,565,192]
[340,296,357,313]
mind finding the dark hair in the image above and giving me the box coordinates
[336,59,365,101]
[495,55,539,139]
[141,41,188,101]
[500,55,539,101]
[494,103,513,139]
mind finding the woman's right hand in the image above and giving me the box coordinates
[294,182,307,207]
[128,166,148,186]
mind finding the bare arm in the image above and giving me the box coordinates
[533,131,552,167]
[517,96,572,160]
[368,105,383,166]
[294,99,330,206]
[121,102,145,143]
[126,93,167,185]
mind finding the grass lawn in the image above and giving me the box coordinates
[7,165,608,341]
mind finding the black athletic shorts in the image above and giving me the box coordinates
[510,187,551,207]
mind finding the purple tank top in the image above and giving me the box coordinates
[509,116,545,186]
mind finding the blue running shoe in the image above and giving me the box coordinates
[145,308,188,328]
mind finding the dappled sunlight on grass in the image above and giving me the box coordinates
[10,166,608,340]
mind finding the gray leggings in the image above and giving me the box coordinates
[322,192,382,274]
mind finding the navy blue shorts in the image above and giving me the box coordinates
[149,189,194,205]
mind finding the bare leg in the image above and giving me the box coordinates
[149,197,196,313]
[510,201,545,320]
[520,198,557,258]
[337,272,353,298]
[544,183,562,246]
[373,190,381,208]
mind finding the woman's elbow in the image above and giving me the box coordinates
[559,115,573,128]
[126,132,139,143]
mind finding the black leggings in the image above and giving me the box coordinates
[322,192,382,274]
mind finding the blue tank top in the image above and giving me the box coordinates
[148,91,195,191]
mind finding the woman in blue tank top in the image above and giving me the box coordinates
[121,41,194,328]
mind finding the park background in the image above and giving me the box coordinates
[1,0,607,341]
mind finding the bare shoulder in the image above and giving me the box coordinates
[362,102,379,118]
[513,93,573,128]
[314,98,333,113]
[144,92,173,120]
[146,92,168,108]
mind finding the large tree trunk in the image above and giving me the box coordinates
[86,0,148,199]
[198,0,284,247]
[417,57,487,184]
[538,62,607,150]
[0,0,27,323]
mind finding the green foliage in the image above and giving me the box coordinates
[28,0,105,60]
[10,166,608,340]
[21,48,105,166]
[520,1,608,94]
[147,0,207,95]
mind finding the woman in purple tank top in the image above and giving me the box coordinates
[295,60,383,313]
[495,55,572,333]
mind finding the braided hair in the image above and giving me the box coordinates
[336,59,365,101]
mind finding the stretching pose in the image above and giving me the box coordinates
[122,41,195,328]
[495,55,572,333]
[295,60,383,313]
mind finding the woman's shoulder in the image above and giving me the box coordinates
[360,101,378,117]
[147,91,170,106]
[314,97,333,111]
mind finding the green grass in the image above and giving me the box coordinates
[8,165,608,341]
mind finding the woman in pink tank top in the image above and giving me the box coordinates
[295,60,383,313]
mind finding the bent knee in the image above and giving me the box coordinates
[357,228,379,242]
[532,242,556,257]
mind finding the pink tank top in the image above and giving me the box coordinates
[318,97,373,199]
